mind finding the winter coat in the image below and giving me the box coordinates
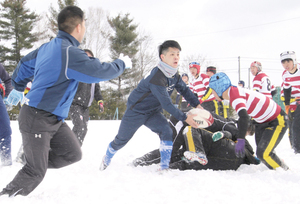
[11,30,125,120]
[127,67,200,122]
[72,82,103,108]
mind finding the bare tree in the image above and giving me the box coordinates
[131,29,158,87]
[31,12,52,49]
[81,7,111,60]
[47,0,78,36]
[179,54,217,75]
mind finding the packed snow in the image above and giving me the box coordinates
[1,120,300,204]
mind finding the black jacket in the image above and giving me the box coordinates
[72,82,103,108]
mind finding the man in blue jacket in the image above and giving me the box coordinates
[0,6,127,197]
[100,40,202,171]
[0,63,13,166]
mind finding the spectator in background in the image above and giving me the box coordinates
[175,73,192,112]
[206,66,216,78]
[238,80,245,88]
[70,49,104,145]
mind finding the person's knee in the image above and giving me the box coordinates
[160,126,173,141]
[73,148,82,163]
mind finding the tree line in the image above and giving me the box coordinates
[0,0,160,120]
[0,0,235,120]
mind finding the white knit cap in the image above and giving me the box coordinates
[280,51,297,64]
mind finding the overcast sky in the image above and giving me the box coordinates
[25,0,300,87]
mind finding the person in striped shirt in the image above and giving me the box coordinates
[250,61,276,99]
[280,51,300,153]
[189,62,216,113]
[209,72,289,170]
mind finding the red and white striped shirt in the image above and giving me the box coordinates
[252,71,275,99]
[228,86,281,123]
[190,73,215,102]
[282,64,300,111]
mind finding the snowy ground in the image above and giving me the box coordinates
[1,120,300,204]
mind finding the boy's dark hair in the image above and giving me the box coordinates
[238,80,245,87]
[84,49,94,57]
[206,66,216,74]
[58,6,84,34]
[158,40,181,60]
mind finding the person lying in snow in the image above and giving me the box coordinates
[132,112,260,171]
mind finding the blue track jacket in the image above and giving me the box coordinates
[128,67,200,121]
[11,31,125,120]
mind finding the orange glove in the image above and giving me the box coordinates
[285,105,290,115]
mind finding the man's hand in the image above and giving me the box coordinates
[185,114,199,129]
[7,89,24,106]
[235,139,245,158]
[98,100,104,113]
[195,104,203,109]
[119,53,132,69]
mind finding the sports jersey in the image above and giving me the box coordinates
[282,64,300,111]
[228,86,281,123]
[190,73,215,102]
[252,71,275,99]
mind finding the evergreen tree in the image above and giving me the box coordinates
[108,13,139,100]
[47,0,77,36]
[84,86,127,120]
[0,0,40,72]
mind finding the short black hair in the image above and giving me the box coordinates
[58,6,84,34]
[206,66,216,74]
[84,49,94,57]
[158,40,181,60]
[238,80,245,87]
[281,58,293,63]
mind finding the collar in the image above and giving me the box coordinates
[57,30,80,47]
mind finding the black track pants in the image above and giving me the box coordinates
[2,105,82,196]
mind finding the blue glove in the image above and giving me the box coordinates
[7,89,24,106]
[235,138,245,158]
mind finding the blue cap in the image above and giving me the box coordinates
[238,80,245,87]
[182,73,189,78]
[209,72,231,97]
